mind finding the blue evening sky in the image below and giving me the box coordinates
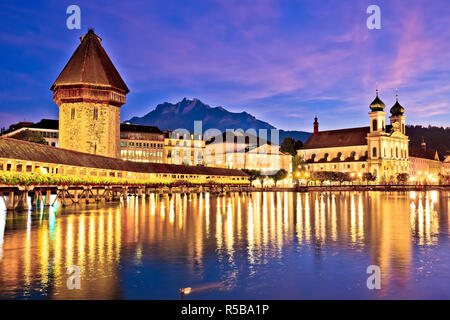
[1,0,449,132]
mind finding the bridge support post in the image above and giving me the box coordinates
[45,189,51,206]
[5,191,15,211]
[85,187,90,204]
[122,187,128,206]
[32,192,38,206]
[20,191,29,211]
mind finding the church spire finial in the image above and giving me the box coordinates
[313,116,319,134]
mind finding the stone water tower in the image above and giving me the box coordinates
[51,29,129,158]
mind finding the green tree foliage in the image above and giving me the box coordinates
[292,155,307,171]
[280,137,304,156]
[294,140,303,150]
[241,169,261,183]
[10,130,48,145]
[396,173,409,184]
[273,169,288,184]
[310,171,357,185]
[280,137,296,156]
[362,173,376,184]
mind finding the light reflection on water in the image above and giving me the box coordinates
[0,191,449,299]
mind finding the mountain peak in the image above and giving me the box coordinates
[127,98,311,142]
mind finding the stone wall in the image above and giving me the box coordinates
[59,102,120,158]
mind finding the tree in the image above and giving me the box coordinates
[292,155,310,184]
[362,173,376,185]
[10,130,48,145]
[292,155,306,170]
[242,169,260,183]
[280,137,296,156]
[294,140,303,150]
[397,173,409,184]
[273,169,288,185]
[257,173,266,187]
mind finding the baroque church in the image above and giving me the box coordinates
[298,90,410,181]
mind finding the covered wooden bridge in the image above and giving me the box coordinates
[0,137,249,211]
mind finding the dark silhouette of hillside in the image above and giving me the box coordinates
[406,125,450,156]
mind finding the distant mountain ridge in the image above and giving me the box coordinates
[128,98,312,142]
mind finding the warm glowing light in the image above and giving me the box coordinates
[39,167,48,174]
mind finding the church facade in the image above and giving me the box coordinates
[298,91,410,181]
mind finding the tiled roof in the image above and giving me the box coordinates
[409,148,441,161]
[31,119,59,130]
[1,119,58,136]
[301,127,370,150]
[206,131,272,146]
[50,29,129,93]
[0,137,247,177]
[120,123,163,134]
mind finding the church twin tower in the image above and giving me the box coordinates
[51,29,128,158]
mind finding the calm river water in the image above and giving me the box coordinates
[0,191,449,299]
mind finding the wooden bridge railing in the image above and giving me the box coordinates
[0,183,251,212]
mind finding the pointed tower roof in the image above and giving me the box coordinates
[51,29,129,93]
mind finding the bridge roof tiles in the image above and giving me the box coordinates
[0,137,247,177]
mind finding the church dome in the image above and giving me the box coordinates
[369,89,385,111]
[390,95,405,116]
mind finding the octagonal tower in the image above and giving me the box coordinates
[51,29,129,158]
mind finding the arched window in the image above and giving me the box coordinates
[372,119,378,131]
[350,151,356,158]
[337,152,342,159]
[396,147,399,158]
[372,147,377,158]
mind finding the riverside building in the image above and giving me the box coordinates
[120,123,164,163]
[298,91,410,182]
